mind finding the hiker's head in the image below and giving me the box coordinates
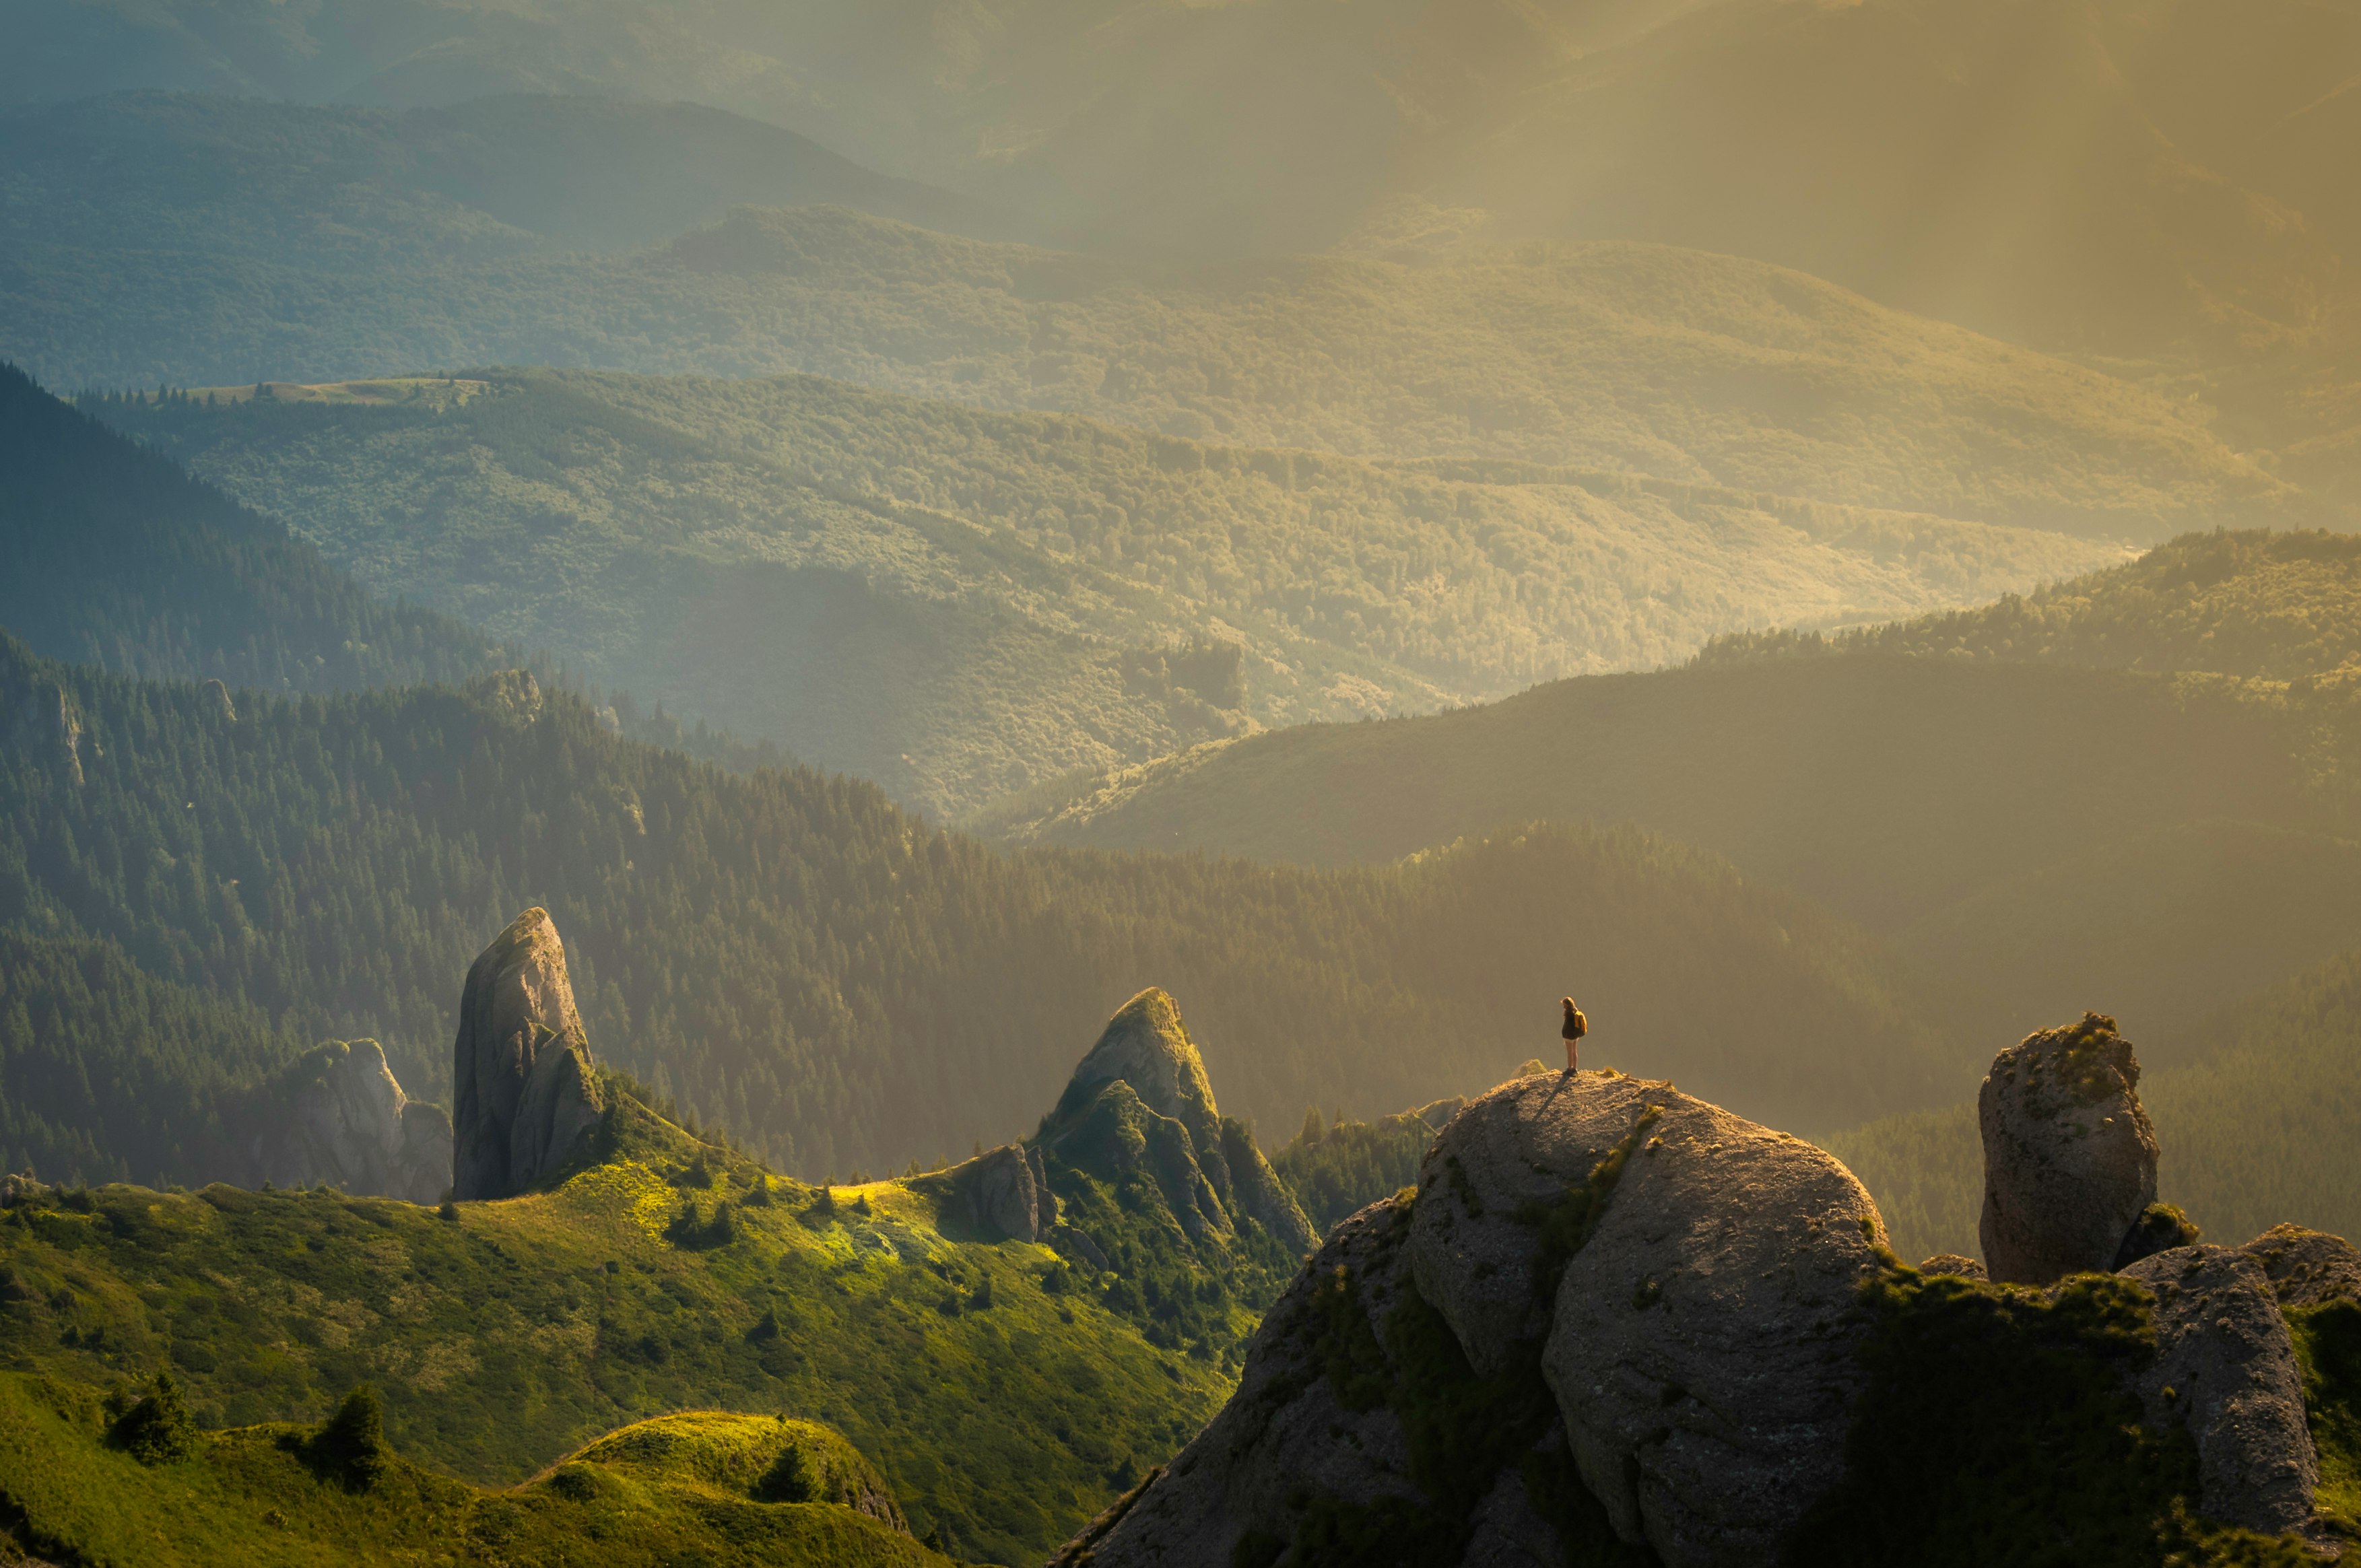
[1562,996,1576,1014]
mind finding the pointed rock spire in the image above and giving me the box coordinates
[1045,988,1314,1254]
[451,908,604,1200]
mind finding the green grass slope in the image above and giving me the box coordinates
[86,366,2119,817]
[0,1384,951,1568]
[0,1103,1224,1563]
[0,629,1964,1186]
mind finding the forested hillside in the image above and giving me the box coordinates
[0,363,506,692]
[1701,530,2361,680]
[0,633,1963,1187]
[88,367,2119,815]
[10,162,2292,541]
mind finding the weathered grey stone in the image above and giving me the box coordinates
[1540,1084,1888,1568]
[253,1039,451,1203]
[1073,1198,1424,1568]
[2240,1224,2361,1308]
[1979,1013,2158,1286]
[941,1143,1042,1242]
[451,908,604,1200]
[1406,1070,1659,1376]
[2119,1245,2319,1538]
[1916,1254,1988,1280]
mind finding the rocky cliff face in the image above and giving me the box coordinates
[1038,988,1315,1255]
[1979,1012,2158,1286]
[1072,1070,1892,1568]
[451,907,605,1200]
[249,1039,451,1204]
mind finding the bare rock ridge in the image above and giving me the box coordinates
[1978,1011,2162,1285]
[249,1039,451,1204]
[451,906,605,1201]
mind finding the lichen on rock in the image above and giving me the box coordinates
[1979,1013,2158,1286]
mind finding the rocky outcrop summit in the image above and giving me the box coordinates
[249,1039,451,1204]
[1072,1070,1892,1568]
[452,908,605,1200]
[1979,1012,2159,1285]
[1036,988,1315,1255]
[1066,1011,2361,1566]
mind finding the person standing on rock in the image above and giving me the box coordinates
[1562,997,1587,1073]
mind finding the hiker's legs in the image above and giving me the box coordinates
[1564,1035,1578,1073]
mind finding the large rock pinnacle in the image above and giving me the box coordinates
[451,908,605,1200]
[1978,1012,2157,1285]
[1042,988,1315,1254]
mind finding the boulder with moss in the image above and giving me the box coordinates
[1979,1013,2159,1286]
[2240,1224,2361,1308]
[2118,1245,2321,1538]
[451,907,604,1200]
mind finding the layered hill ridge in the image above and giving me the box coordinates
[84,365,2127,816]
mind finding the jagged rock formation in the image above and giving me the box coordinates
[2119,1246,2321,1538]
[1074,1072,1891,1568]
[2242,1224,2361,1307]
[1979,1013,2159,1286]
[940,1143,1057,1243]
[451,908,605,1200]
[1038,988,1315,1254]
[249,1039,451,1204]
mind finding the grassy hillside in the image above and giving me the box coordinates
[0,1385,950,1568]
[88,368,2120,817]
[0,1088,1231,1564]
[1831,942,2361,1265]
[0,629,1966,1188]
